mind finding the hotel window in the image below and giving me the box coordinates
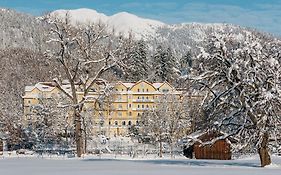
[122,121,126,126]
[129,104,131,108]
[118,112,122,117]
[142,104,144,108]
[128,121,132,126]
[115,121,118,126]
[118,95,122,100]
[138,105,140,108]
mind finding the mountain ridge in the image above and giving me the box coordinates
[50,8,165,39]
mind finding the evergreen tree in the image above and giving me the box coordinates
[179,51,193,76]
[152,46,176,82]
[127,40,149,81]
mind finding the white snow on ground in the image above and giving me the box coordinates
[0,154,281,175]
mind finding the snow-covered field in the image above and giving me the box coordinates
[0,154,281,175]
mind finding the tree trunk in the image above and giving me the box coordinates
[170,142,174,158]
[82,117,87,154]
[75,111,83,157]
[159,141,163,158]
[258,132,271,167]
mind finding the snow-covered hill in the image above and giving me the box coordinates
[50,8,165,39]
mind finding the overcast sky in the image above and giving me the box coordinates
[0,0,280,36]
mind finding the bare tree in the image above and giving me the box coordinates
[44,13,133,157]
[140,93,190,158]
[190,32,281,167]
[29,93,73,148]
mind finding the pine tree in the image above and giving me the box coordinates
[179,51,193,76]
[127,40,149,81]
[152,46,176,82]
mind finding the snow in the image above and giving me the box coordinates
[0,155,281,175]
[50,8,165,39]
[152,83,163,89]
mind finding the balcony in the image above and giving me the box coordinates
[113,99,128,103]
[132,99,154,102]
[132,108,151,111]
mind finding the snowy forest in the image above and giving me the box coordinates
[0,8,281,168]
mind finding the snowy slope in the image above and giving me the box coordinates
[50,8,165,39]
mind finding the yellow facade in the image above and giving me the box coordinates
[23,80,182,137]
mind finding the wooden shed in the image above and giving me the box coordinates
[186,131,233,160]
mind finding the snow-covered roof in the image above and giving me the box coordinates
[153,83,163,89]
[122,83,135,88]
[24,82,56,92]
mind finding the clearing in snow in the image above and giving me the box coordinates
[0,155,281,175]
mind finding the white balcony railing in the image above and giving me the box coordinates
[132,99,154,102]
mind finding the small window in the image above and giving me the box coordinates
[129,104,131,108]
[138,105,140,108]
[116,89,118,91]
[146,89,149,92]
[128,121,132,126]
[137,113,140,117]
[142,105,144,108]
[118,112,122,117]
[146,96,148,99]
[142,89,144,92]
[122,121,126,126]
[115,121,118,126]
[118,104,122,109]
[136,121,139,125]
[129,112,132,116]
[138,89,140,92]
[138,96,140,99]
[146,105,149,108]
[142,96,144,99]
[121,89,124,91]
[109,121,111,125]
